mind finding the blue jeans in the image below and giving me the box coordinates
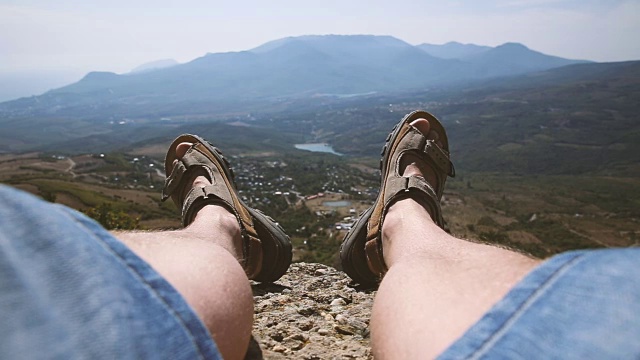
[1,185,639,359]
[0,185,221,359]
[439,248,640,359]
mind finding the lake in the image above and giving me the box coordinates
[322,200,352,207]
[294,143,342,156]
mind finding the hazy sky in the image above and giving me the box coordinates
[1,0,639,76]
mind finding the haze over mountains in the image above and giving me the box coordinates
[129,59,179,74]
[417,42,492,59]
[1,33,638,179]
[0,35,589,119]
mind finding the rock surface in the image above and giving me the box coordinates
[246,263,376,359]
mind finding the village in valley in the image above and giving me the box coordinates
[0,146,383,264]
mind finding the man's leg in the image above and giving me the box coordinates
[115,142,253,360]
[370,119,540,359]
[0,185,223,359]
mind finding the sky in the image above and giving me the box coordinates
[1,0,639,99]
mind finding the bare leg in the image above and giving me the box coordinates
[114,143,252,360]
[370,120,541,359]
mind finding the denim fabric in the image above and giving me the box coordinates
[439,248,640,359]
[0,185,221,359]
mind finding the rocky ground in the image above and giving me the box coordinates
[246,263,376,359]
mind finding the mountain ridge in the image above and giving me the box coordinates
[0,34,591,120]
[1,60,637,161]
[417,41,492,59]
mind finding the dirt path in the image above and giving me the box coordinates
[66,158,77,178]
[154,168,166,179]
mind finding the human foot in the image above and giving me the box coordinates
[162,134,292,282]
[169,141,244,260]
[397,118,446,199]
[340,111,454,285]
[379,118,453,266]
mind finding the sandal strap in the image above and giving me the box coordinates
[340,110,455,286]
[397,127,455,182]
[162,148,215,203]
[181,185,263,278]
[367,127,450,239]
[365,123,451,277]
[365,176,444,276]
[161,159,187,202]
[160,144,263,279]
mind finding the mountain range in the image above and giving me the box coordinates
[4,33,638,179]
[0,35,589,120]
[417,41,492,59]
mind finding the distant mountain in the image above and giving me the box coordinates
[130,59,179,74]
[417,41,491,59]
[251,35,416,60]
[0,35,589,120]
[464,42,590,78]
[418,41,590,77]
[0,59,638,180]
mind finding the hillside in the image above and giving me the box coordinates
[441,61,640,176]
[322,61,640,177]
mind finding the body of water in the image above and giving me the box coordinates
[322,200,352,207]
[294,143,342,156]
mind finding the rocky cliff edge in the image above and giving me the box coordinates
[247,263,375,359]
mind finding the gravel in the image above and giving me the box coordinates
[247,263,376,359]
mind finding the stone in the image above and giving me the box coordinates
[297,306,316,316]
[323,313,334,322]
[289,340,304,350]
[297,319,314,331]
[249,262,374,359]
[334,324,356,335]
[284,333,305,342]
[330,298,347,306]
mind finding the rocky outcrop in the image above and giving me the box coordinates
[247,263,375,359]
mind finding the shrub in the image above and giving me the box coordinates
[84,203,140,230]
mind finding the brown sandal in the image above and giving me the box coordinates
[340,111,455,286]
[161,134,292,282]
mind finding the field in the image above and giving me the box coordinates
[2,150,637,267]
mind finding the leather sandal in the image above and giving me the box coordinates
[161,134,292,282]
[340,110,455,286]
